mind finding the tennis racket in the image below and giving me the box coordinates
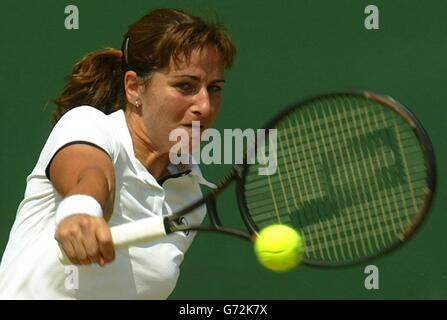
[58,90,436,267]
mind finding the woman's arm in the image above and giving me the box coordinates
[50,143,116,266]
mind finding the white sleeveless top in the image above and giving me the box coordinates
[0,106,212,299]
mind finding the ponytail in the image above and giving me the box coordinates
[52,48,126,124]
[52,8,237,125]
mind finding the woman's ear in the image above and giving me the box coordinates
[124,71,141,106]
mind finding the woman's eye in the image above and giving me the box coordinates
[208,85,223,93]
[175,83,194,93]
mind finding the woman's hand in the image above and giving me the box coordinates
[55,214,115,266]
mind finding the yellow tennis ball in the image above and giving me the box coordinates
[254,224,304,272]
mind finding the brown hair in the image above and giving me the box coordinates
[52,8,236,124]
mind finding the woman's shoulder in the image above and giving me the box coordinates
[54,106,118,134]
[59,105,109,122]
[45,106,122,161]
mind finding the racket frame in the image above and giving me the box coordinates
[162,167,255,241]
[237,90,436,267]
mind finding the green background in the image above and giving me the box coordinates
[0,0,445,299]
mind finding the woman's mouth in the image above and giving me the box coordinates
[182,123,204,130]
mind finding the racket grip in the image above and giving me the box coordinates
[57,216,168,265]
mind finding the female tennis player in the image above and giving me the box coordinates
[0,8,236,299]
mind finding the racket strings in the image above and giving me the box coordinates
[243,94,428,263]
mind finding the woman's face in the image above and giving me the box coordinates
[139,44,225,154]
